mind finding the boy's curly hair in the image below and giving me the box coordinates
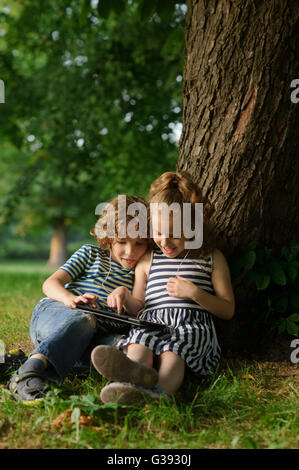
[90,194,152,250]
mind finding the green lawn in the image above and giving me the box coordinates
[0,261,298,449]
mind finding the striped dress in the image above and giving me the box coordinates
[117,249,221,375]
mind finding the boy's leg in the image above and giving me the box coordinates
[29,298,97,381]
[157,351,185,394]
[30,353,48,367]
[9,298,98,400]
[70,331,125,374]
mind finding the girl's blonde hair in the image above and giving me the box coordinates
[90,194,152,250]
[148,171,216,257]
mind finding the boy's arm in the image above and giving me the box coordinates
[42,270,98,308]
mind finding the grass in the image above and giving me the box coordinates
[0,260,298,449]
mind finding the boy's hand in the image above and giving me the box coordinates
[107,287,129,314]
[64,293,99,309]
[63,293,99,327]
[166,276,198,300]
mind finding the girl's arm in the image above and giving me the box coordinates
[191,248,235,319]
[107,252,150,316]
[42,270,99,308]
[167,249,235,320]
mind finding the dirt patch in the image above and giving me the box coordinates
[257,361,299,382]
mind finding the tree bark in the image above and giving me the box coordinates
[47,221,68,269]
[177,0,299,357]
[178,0,299,254]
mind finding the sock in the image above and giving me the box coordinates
[28,358,46,368]
[19,358,46,374]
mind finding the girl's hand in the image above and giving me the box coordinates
[107,287,129,314]
[167,276,198,300]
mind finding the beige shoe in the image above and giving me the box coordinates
[100,382,163,405]
[91,345,158,388]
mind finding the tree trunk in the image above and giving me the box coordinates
[177,0,299,357]
[178,0,299,253]
[47,221,68,269]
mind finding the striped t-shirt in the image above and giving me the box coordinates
[59,244,135,309]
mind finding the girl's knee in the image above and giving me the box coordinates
[159,351,185,370]
[127,343,153,367]
[158,352,185,394]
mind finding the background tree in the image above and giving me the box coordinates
[0,0,184,266]
[178,0,299,251]
[176,0,299,353]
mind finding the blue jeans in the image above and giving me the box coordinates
[29,298,128,383]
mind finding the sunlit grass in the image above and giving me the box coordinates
[0,260,54,274]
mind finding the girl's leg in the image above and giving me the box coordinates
[91,343,158,388]
[157,351,185,394]
[126,343,154,368]
[99,349,184,405]
[98,344,159,404]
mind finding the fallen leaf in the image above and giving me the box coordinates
[241,374,256,381]
[50,409,93,427]
[50,409,72,427]
[91,426,105,433]
[79,414,93,426]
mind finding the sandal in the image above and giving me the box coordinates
[7,360,48,402]
[91,345,158,388]
[100,382,170,405]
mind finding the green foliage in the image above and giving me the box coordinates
[96,0,186,22]
[70,406,81,441]
[0,0,185,235]
[0,224,92,260]
[231,240,299,337]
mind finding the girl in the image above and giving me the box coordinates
[8,195,153,402]
[91,172,235,404]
